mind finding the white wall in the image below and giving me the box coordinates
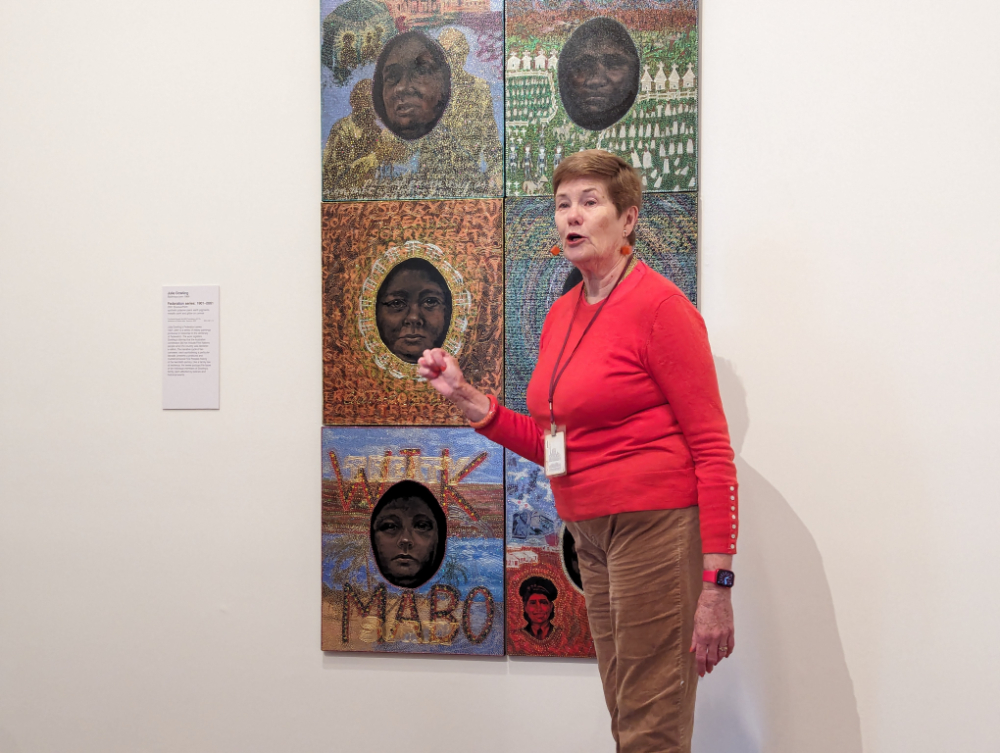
[2,1,998,751]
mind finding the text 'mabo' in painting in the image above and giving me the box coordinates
[323,199,503,425]
[503,193,697,414]
[322,428,505,655]
[504,0,698,197]
[506,452,595,657]
[321,0,504,201]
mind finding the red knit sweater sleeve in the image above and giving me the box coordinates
[476,404,544,466]
[643,294,739,553]
[476,304,553,464]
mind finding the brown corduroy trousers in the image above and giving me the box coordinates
[566,507,702,753]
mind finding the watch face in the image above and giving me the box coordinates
[717,569,735,587]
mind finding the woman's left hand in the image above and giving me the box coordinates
[690,587,735,678]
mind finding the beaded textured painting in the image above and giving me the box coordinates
[503,193,698,414]
[321,0,504,201]
[323,199,503,425]
[504,0,698,197]
[322,427,505,654]
[506,452,595,657]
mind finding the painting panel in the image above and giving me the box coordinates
[504,0,698,197]
[323,199,503,425]
[321,0,504,201]
[322,427,505,655]
[504,193,697,414]
[506,451,595,658]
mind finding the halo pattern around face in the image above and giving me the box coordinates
[322,199,502,426]
[359,242,472,380]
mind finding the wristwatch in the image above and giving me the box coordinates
[703,569,735,588]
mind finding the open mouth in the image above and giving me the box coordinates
[566,233,585,243]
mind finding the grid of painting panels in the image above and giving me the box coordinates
[320,0,699,657]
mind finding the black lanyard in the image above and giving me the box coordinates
[547,256,634,434]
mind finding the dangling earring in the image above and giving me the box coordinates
[620,244,632,255]
[550,245,561,256]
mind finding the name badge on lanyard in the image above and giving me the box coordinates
[544,256,633,481]
[544,426,567,478]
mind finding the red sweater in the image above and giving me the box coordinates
[480,261,739,553]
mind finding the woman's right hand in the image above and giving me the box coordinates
[417,349,491,422]
[417,348,463,399]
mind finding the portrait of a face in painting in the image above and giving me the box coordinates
[369,480,448,589]
[372,30,452,141]
[519,575,558,641]
[355,241,472,382]
[558,17,640,131]
[375,257,453,364]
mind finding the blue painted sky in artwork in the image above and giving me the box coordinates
[506,450,567,547]
[506,452,555,517]
[323,535,504,594]
[321,426,502,484]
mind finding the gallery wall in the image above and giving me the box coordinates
[2,0,999,752]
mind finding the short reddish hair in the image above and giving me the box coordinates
[552,149,642,244]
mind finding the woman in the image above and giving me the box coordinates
[418,150,738,753]
[369,480,447,589]
[518,576,559,641]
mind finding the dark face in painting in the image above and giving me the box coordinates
[376,33,451,140]
[376,261,452,364]
[525,593,554,630]
[558,18,640,131]
[372,496,441,588]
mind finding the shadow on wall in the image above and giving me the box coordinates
[693,358,863,753]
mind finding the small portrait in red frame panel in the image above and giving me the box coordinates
[323,200,503,426]
[518,575,559,642]
[506,451,595,658]
[508,563,593,658]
